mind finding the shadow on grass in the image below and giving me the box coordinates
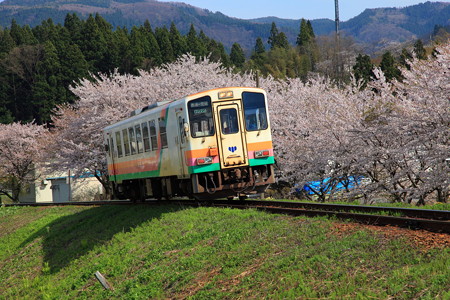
[20,204,185,274]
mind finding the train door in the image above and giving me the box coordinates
[176,111,189,178]
[106,132,118,182]
[213,101,248,168]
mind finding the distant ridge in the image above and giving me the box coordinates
[0,0,448,52]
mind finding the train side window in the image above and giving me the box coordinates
[129,127,137,155]
[135,124,143,154]
[115,131,123,157]
[109,137,114,157]
[242,92,268,131]
[122,129,130,156]
[142,122,151,152]
[159,117,168,149]
[149,120,157,151]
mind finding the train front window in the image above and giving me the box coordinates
[188,96,214,138]
[242,92,268,131]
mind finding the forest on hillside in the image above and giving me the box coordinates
[0,12,447,125]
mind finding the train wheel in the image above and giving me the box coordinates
[238,194,248,201]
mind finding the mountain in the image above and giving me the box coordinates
[0,0,448,52]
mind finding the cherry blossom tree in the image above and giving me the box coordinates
[0,122,46,202]
[49,42,449,204]
[347,43,450,204]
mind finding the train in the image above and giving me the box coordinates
[103,87,275,201]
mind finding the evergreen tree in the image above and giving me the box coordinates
[296,19,318,73]
[57,41,89,88]
[0,56,14,123]
[79,14,108,73]
[155,26,174,63]
[250,37,266,68]
[413,39,427,60]
[95,13,118,73]
[306,20,315,39]
[276,32,290,50]
[268,22,279,49]
[0,29,15,56]
[207,39,229,66]
[268,22,290,50]
[297,19,311,48]
[254,37,265,56]
[230,42,245,68]
[352,54,374,88]
[10,19,37,45]
[140,20,162,68]
[169,22,187,58]
[186,24,207,58]
[32,18,58,44]
[380,51,402,81]
[114,26,133,73]
[64,13,83,45]
[399,48,413,70]
[32,41,65,124]
[129,26,146,73]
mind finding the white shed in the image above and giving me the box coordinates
[19,171,104,203]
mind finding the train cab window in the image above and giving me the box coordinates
[188,96,215,138]
[159,117,168,149]
[135,124,144,154]
[115,131,123,157]
[149,120,157,151]
[128,127,137,155]
[142,122,151,152]
[242,92,268,131]
[122,129,130,156]
[220,108,239,134]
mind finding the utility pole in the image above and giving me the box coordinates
[335,0,340,34]
[334,0,342,84]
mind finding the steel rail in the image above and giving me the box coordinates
[207,200,450,221]
[210,203,450,234]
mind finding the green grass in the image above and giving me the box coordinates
[0,205,448,299]
[264,197,450,211]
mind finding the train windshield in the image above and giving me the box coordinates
[242,92,268,131]
[188,96,215,138]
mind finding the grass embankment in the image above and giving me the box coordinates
[0,205,448,299]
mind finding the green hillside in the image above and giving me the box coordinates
[1,205,448,298]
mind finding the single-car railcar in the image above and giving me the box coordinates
[103,87,275,200]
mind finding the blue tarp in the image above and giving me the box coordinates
[300,176,362,195]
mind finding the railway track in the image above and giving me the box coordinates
[202,200,450,234]
[3,199,449,233]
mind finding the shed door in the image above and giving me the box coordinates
[214,102,248,168]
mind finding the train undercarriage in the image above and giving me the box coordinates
[113,164,275,201]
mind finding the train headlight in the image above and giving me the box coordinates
[218,91,233,99]
[197,156,213,165]
[255,150,270,158]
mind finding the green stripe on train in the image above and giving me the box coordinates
[188,163,221,174]
[109,170,160,182]
[188,157,274,174]
[109,157,274,181]
[249,156,275,166]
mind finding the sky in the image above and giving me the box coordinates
[159,0,447,21]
